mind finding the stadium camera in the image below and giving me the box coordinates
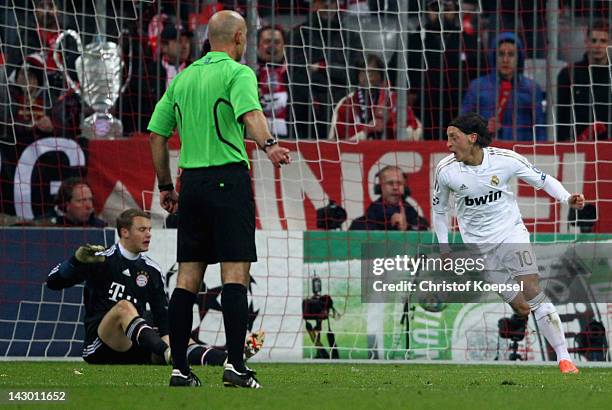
[575,319,609,361]
[302,275,333,322]
[312,274,322,296]
[568,204,597,233]
[497,314,528,361]
[316,200,347,230]
[302,274,339,359]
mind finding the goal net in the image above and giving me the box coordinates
[1,0,611,363]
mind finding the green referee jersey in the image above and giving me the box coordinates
[147,51,262,169]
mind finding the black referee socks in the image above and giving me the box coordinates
[221,283,248,373]
[169,288,197,375]
[125,316,167,357]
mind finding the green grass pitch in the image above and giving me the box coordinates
[0,362,610,409]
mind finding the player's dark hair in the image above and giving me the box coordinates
[55,177,88,211]
[116,208,150,237]
[448,113,492,147]
[587,19,609,36]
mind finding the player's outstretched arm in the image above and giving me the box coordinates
[541,175,585,209]
[46,245,106,290]
[513,153,585,209]
[242,110,291,168]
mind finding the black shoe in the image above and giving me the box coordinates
[222,364,262,389]
[169,369,202,387]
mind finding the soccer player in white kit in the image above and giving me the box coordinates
[432,113,585,373]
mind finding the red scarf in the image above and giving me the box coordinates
[496,79,513,124]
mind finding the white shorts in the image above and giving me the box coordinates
[482,224,539,303]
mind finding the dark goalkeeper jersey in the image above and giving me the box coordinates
[46,244,169,345]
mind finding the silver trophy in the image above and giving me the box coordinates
[53,30,131,139]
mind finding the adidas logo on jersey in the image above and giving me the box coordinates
[465,191,502,206]
[459,184,469,190]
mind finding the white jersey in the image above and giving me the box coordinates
[433,147,548,244]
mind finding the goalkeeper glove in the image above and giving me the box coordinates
[245,331,265,359]
[75,244,106,264]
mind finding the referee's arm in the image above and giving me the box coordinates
[149,86,179,214]
[242,110,291,168]
[150,132,178,214]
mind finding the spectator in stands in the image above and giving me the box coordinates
[31,0,64,91]
[135,16,193,134]
[286,0,362,139]
[0,54,53,143]
[329,54,422,140]
[39,178,107,227]
[257,25,289,138]
[156,19,193,91]
[461,32,546,141]
[50,85,83,139]
[556,19,611,141]
[349,166,429,231]
[407,0,480,140]
[0,53,83,142]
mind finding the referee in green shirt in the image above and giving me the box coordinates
[149,10,290,388]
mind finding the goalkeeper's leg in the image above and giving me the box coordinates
[97,299,169,360]
[171,332,266,367]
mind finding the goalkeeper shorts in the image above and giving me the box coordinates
[82,336,151,364]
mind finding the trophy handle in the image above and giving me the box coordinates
[120,33,133,94]
[53,29,83,92]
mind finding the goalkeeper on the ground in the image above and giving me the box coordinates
[46,208,263,366]
[433,113,584,373]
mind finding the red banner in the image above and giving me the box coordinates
[86,138,612,233]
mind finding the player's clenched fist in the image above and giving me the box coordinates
[568,193,585,210]
[75,244,106,264]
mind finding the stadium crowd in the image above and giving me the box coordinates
[1,0,609,141]
[0,0,610,225]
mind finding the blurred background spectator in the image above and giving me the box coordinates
[37,177,107,227]
[350,166,429,231]
[461,32,546,141]
[556,19,611,141]
[0,54,53,143]
[286,0,363,139]
[329,54,422,140]
[407,0,481,140]
[257,24,290,139]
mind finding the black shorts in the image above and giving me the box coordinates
[177,163,257,264]
[82,336,152,364]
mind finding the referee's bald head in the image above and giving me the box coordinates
[208,10,247,58]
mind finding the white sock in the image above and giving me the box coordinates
[533,302,571,362]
